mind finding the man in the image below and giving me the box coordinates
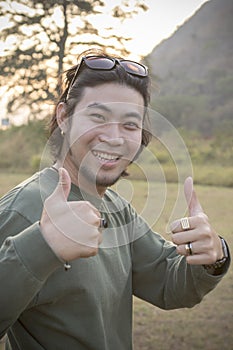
[0,50,230,350]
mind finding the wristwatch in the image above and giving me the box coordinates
[204,237,229,273]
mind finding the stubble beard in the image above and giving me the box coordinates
[78,164,125,188]
[68,148,130,190]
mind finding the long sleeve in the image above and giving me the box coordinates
[0,178,230,350]
[0,209,61,337]
[130,208,228,310]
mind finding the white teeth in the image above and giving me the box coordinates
[93,151,119,161]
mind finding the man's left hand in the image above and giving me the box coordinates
[170,177,224,265]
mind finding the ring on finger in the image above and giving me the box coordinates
[180,217,190,231]
[185,242,193,256]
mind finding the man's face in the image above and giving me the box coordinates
[66,83,144,193]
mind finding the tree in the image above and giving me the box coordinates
[0,0,148,121]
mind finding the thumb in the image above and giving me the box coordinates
[184,176,203,216]
[53,167,71,201]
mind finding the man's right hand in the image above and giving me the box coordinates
[40,167,102,262]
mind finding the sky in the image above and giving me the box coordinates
[96,0,210,59]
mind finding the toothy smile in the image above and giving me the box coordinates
[92,150,120,162]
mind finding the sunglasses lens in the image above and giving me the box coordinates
[85,57,115,70]
[120,60,147,77]
[84,57,147,77]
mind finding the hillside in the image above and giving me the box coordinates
[146,0,233,135]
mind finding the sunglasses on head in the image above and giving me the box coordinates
[66,55,148,101]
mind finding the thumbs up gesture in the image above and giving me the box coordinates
[170,177,224,265]
[40,168,103,262]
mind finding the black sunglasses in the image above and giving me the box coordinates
[66,55,148,100]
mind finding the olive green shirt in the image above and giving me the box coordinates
[0,168,228,349]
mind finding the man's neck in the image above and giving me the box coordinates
[54,158,106,198]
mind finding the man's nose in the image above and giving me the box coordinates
[98,123,124,146]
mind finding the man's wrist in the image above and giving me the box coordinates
[203,237,229,275]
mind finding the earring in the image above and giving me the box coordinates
[61,129,65,136]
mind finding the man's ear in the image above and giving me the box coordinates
[56,102,68,134]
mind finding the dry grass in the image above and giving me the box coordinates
[0,172,31,198]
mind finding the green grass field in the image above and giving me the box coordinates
[0,172,232,350]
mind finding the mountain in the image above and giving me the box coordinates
[146,0,233,135]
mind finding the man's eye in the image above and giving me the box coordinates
[91,114,105,121]
[124,122,140,129]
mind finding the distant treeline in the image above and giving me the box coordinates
[0,119,232,187]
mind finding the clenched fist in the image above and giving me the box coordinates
[40,167,103,262]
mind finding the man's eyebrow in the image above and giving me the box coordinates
[86,102,112,112]
[87,102,143,120]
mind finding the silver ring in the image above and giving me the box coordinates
[99,218,108,229]
[185,242,193,256]
[180,217,190,231]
